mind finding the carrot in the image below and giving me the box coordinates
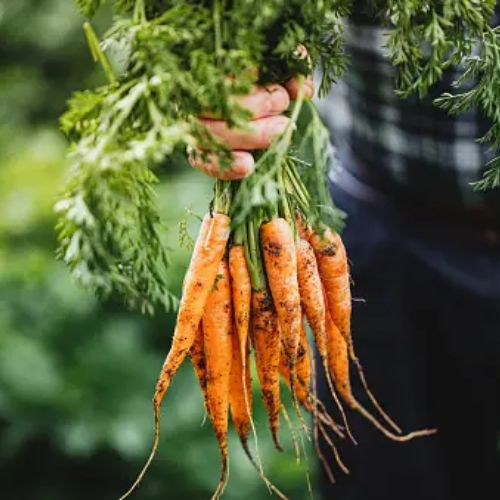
[325,306,436,442]
[260,218,301,368]
[279,320,310,405]
[120,212,230,500]
[228,243,256,458]
[296,239,328,357]
[190,324,208,413]
[229,321,252,455]
[311,227,402,434]
[295,212,313,241]
[309,229,349,342]
[203,259,233,499]
[240,221,290,500]
[229,244,252,362]
[158,213,230,398]
[260,218,306,433]
[296,238,355,444]
[252,288,283,450]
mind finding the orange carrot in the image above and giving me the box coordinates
[325,307,436,442]
[296,239,328,358]
[229,321,252,454]
[228,243,255,453]
[309,228,350,343]
[190,324,208,413]
[279,320,310,405]
[252,288,283,450]
[311,228,402,434]
[260,218,306,432]
[156,212,229,405]
[120,212,230,500]
[296,212,313,241]
[260,218,301,369]
[203,259,233,499]
[296,238,355,443]
[229,244,252,362]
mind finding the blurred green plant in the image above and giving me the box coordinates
[0,1,313,498]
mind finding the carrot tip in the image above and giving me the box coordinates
[289,373,311,439]
[272,435,284,452]
[350,346,403,435]
[355,400,437,442]
[239,435,257,467]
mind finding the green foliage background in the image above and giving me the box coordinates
[0,1,311,498]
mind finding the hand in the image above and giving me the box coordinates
[189,77,314,180]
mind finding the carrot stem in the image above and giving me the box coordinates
[233,223,244,245]
[286,160,310,210]
[245,218,265,291]
[278,167,294,230]
[214,179,231,215]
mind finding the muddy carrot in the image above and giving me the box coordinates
[120,212,230,500]
[296,237,355,443]
[155,212,230,410]
[229,243,252,362]
[260,217,307,433]
[260,218,301,368]
[311,227,402,434]
[279,320,310,404]
[203,259,233,499]
[229,321,252,455]
[252,288,283,450]
[190,324,208,412]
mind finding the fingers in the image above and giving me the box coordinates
[201,84,290,120]
[285,76,315,100]
[191,65,312,181]
[199,114,289,150]
[188,149,255,180]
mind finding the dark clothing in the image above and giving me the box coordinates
[319,5,500,210]
[318,7,500,498]
[319,170,500,500]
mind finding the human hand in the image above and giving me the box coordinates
[189,77,314,180]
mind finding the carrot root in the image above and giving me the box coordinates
[118,406,161,500]
[314,418,336,484]
[354,400,437,442]
[322,359,357,445]
[347,341,402,434]
[252,288,284,451]
[211,453,229,500]
[318,420,350,476]
[289,371,311,439]
[281,405,301,464]
[310,358,336,484]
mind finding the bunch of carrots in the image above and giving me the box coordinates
[120,119,436,499]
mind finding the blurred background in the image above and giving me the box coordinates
[0,1,311,498]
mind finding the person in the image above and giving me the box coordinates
[188,8,500,500]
